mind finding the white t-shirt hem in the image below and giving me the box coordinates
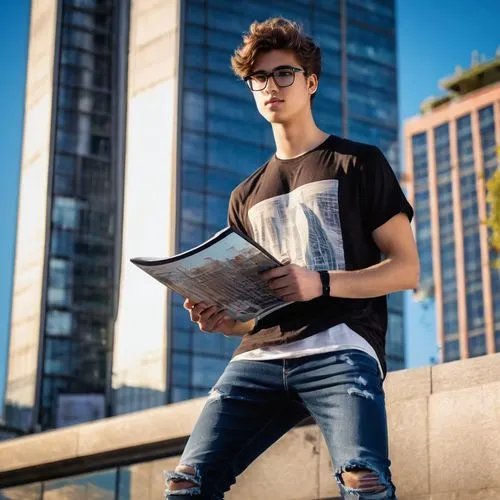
[230,323,384,377]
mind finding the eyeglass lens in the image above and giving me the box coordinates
[247,68,296,91]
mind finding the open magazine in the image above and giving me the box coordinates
[131,227,289,322]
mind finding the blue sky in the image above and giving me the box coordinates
[0,1,499,402]
[0,1,30,410]
[398,0,500,367]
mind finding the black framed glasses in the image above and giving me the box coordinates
[243,66,306,91]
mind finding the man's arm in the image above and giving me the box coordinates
[262,212,419,300]
[328,212,419,298]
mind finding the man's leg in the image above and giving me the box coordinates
[166,359,309,499]
[289,350,397,500]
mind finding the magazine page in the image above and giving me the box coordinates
[131,227,288,322]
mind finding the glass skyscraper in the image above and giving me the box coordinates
[405,54,500,363]
[164,0,403,406]
[113,0,403,414]
[4,0,129,431]
[5,0,404,431]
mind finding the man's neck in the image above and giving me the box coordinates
[272,112,329,160]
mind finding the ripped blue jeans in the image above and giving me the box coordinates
[166,349,396,499]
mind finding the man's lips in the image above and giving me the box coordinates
[265,98,284,105]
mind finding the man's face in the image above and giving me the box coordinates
[246,49,316,124]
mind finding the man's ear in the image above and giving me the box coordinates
[308,74,318,95]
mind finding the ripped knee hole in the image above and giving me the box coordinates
[166,465,201,492]
[340,468,386,493]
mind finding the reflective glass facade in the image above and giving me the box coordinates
[170,0,403,403]
[0,457,172,500]
[434,125,459,348]
[412,133,433,291]
[346,0,399,170]
[5,0,127,431]
[344,0,403,370]
[40,0,119,429]
[0,469,116,500]
[457,114,485,358]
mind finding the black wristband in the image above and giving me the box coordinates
[318,271,330,297]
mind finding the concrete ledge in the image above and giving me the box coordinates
[0,427,79,472]
[384,365,431,401]
[387,397,430,497]
[77,398,205,457]
[0,398,206,474]
[227,426,322,500]
[431,353,500,393]
[428,381,500,492]
[1,353,499,499]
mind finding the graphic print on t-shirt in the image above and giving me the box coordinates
[248,179,345,271]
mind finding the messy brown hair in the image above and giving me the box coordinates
[231,17,321,87]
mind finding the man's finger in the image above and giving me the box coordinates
[262,265,290,280]
[214,315,228,329]
[200,305,222,322]
[199,309,225,332]
[268,276,292,290]
[203,309,226,331]
[276,290,297,301]
[183,298,196,310]
[272,285,291,297]
[196,306,221,326]
[191,302,210,316]
[190,302,211,322]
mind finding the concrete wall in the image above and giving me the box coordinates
[1,353,499,499]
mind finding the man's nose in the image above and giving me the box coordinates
[265,75,279,93]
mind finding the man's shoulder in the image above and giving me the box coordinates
[324,136,385,178]
[328,135,380,161]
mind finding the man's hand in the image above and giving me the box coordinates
[261,264,323,302]
[183,299,254,336]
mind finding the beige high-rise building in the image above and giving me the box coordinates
[405,52,500,363]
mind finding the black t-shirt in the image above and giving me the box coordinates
[227,135,414,377]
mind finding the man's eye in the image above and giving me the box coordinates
[252,74,267,82]
[276,70,293,78]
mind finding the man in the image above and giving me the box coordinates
[166,17,418,500]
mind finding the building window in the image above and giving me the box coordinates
[52,197,81,230]
[44,338,72,376]
[346,23,395,66]
[468,334,486,358]
[444,339,460,362]
[443,293,458,336]
[386,357,404,372]
[172,352,190,386]
[46,310,73,336]
[466,286,485,331]
[412,132,433,287]
[387,313,404,358]
[49,258,73,288]
[43,469,117,499]
[0,483,42,499]
[183,91,206,133]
